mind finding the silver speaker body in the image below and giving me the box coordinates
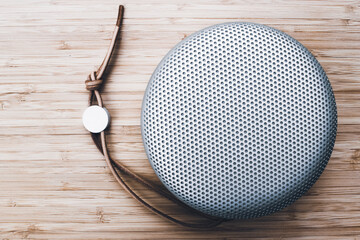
[141,22,337,219]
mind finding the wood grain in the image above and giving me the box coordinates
[0,0,360,239]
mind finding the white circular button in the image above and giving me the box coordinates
[82,105,110,133]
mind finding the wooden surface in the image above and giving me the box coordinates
[0,0,360,239]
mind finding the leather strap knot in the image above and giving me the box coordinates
[85,72,103,91]
[86,79,103,91]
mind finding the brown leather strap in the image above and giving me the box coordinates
[85,5,226,228]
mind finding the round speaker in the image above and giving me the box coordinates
[141,22,337,219]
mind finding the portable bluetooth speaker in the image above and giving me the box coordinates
[84,6,337,227]
[141,22,337,219]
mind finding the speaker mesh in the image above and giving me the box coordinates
[141,22,337,219]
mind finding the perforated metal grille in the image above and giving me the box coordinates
[141,22,337,219]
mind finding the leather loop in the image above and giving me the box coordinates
[85,5,226,228]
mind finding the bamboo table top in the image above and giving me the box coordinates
[1,0,360,239]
